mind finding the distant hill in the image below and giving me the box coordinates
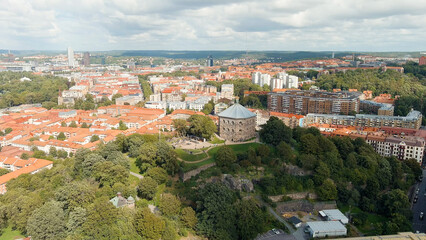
[1,49,424,61]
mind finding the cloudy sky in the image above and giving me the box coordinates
[1,0,426,51]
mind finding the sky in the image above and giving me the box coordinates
[1,0,426,51]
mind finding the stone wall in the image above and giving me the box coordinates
[219,116,256,142]
[181,163,216,181]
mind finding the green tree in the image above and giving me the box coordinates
[92,161,129,187]
[187,115,217,140]
[20,153,29,160]
[134,208,165,240]
[69,121,78,128]
[172,119,187,137]
[300,133,320,155]
[90,134,100,142]
[0,168,10,177]
[119,120,128,130]
[235,199,265,240]
[196,182,237,240]
[137,177,158,200]
[82,197,119,239]
[316,179,338,201]
[159,193,181,217]
[180,207,197,229]
[106,151,130,169]
[27,201,67,240]
[49,146,57,157]
[4,127,12,134]
[81,122,89,128]
[259,116,292,146]
[215,146,237,170]
[146,167,168,184]
[57,132,66,140]
[202,102,214,115]
[82,153,105,178]
[66,207,87,235]
[57,150,68,159]
[277,141,295,163]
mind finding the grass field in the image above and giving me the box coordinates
[209,136,225,144]
[207,142,262,156]
[175,149,208,162]
[128,156,140,174]
[0,227,24,240]
[181,142,263,172]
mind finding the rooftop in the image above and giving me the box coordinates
[218,103,256,119]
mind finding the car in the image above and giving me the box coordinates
[414,197,418,203]
[416,188,420,194]
[420,212,424,220]
[304,227,310,233]
[420,176,423,182]
[424,193,426,197]
[272,229,280,234]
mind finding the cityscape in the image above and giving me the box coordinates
[1,1,426,240]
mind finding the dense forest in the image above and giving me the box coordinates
[315,69,426,97]
[0,133,280,240]
[0,72,70,109]
[402,61,426,85]
[254,117,418,235]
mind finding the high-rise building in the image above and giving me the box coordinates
[277,72,299,89]
[252,72,271,87]
[207,55,213,67]
[420,56,426,66]
[67,47,75,67]
[82,52,90,66]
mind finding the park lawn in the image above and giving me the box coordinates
[175,149,208,162]
[0,227,24,240]
[182,158,215,172]
[128,174,140,187]
[181,143,263,172]
[209,136,225,144]
[128,156,140,174]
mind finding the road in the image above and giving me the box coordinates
[412,169,426,233]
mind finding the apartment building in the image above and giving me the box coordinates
[360,100,394,116]
[368,135,425,163]
[268,90,361,115]
[305,110,422,130]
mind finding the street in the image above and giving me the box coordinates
[412,170,426,233]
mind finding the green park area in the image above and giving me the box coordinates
[179,142,262,172]
[0,227,24,240]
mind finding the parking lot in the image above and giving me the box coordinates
[255,229,296,240]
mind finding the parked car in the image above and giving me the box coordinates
[272,229,280,234]
[420,212,424,220]
[414,196,418,203]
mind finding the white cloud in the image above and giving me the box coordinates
[0,0,426,51]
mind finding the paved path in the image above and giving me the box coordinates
[255,196,296,234]
[130,171,144,179]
